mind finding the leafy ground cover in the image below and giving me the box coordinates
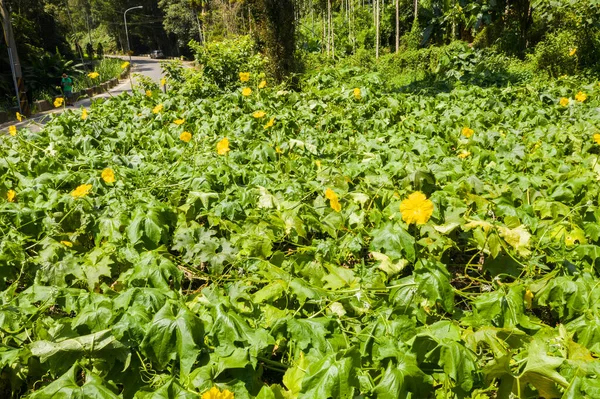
[2,65,600,398]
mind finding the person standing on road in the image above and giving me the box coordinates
[61,73,74,106]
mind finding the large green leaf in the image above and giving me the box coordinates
[28,364,119,399]
[140,302,204,376]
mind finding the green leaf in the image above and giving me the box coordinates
[370,222,415,262]
[29,330,128,376]
[140,302,204,376]
[298,350,359,399]
[28,364,120,399]
[134,378,198,399]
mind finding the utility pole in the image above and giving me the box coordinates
[0,0,29,116]
[124,6,143,64]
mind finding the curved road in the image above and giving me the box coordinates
[1,56,166,133]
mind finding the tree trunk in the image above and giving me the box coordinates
[414,0,418,22]
[329,0,335,57]
[249,0,297,83]
[395,0,399,53]
[375,0,380,59]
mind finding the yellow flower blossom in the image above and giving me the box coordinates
[315,160,321,168]
[569,48,577,57]
[575,91,587,102]
[239,72,250,82]
[242,87,252,96]
[174,119,185,125]
[252,110,266,118]
[458,151,471,159]
[264,118,275,129]
[201,387,234,399]
[258,80,267,89]
[7,190,16,202]
[461,127,474,138]
[180,131,192,143]
[524,289,534,309]
[71,184,92,198]
[8,125,17,136]
[217,138,230,155]
[88,71,100,79]
[594,134,600,145]
[54,97,64,108]
[61,241,73,248]
[121,61,130,69]
[153,104,164,114]
[325,188,341,212]
[101,168,115,184]
[275,146,283,154]
[146,90,152,97]
[160,77,167,86]
[399,192,434,225]
[559,97,570,107]
[353,88,361,100]
[81,109,88,120]
[16,112,22,122]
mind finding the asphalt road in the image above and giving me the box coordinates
[1,56,165,133]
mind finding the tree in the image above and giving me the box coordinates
[86,42,94,58]
[96,42,104,58]
[249,0,297,83]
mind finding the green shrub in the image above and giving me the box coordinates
[528,30,578,77]
[189,35,266,89]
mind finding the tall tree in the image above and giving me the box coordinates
[395,0,399,53]
[249,0,297,82]
[375,0,379,58]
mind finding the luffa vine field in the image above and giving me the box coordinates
[2,68,600,398]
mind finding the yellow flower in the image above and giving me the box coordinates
[461,127,474,138]
[88,71,100,79]
[252,110,266,118]
[81,109,88,120]
[593,134,600,145]
[559,97,570,107]
[16,112,22,122]
[569,48,577,57]
[160,77,167,86]
[174,119,185,125]
[146,90,152,97]
[54,97,64,108]
[264,118,275,129]
[180,131,192,143]
[61,241,73,248]
[71,184,92,198]
[458,151,471,159]
[315,160,321,168]
[242,87,252,96]
[524,289,534,309]
[153,104,164,114]
[275,146,283,154]
[239,72,250,82]
[8,125,17,136]
[353,88,361,100]
[258,80,267,89]
[217,137,230,155]
[101,168,115,184]
[399,191,434,225]
[7,190,16,202]
[121,61,130,69]
[201,387,234,399]
[575,91,587,102]
[325,188,341,212]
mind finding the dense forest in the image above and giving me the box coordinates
[2,0,600,109]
